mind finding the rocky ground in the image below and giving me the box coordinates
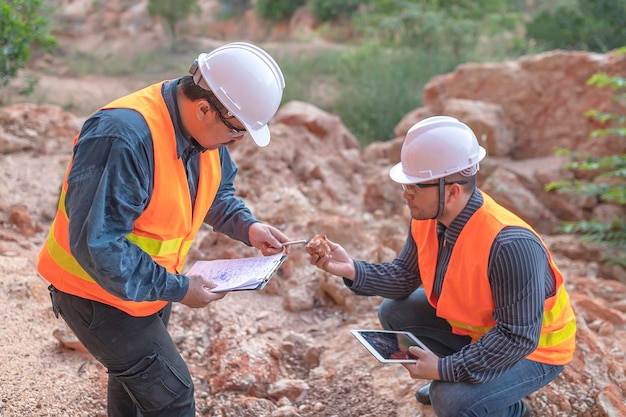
[1,94,625,416]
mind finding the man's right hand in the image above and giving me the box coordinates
[179,275,227,308]
[309,237,356,281]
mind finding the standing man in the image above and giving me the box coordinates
[38,42,290,416]
[308,116,576,417]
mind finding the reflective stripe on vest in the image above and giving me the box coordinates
[37,82,222,317]
[412,191,576,365]
[447,286,577,347]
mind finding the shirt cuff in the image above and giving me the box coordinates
[439,356,457,382]
[344,260,366,291]
[163,273,189,302]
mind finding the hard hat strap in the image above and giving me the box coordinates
[434,177,446,220]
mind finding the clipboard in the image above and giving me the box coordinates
[185,253,287,292]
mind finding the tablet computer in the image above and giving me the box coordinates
[351,329,431,363]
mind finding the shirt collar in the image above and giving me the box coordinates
[437,188,483,246]
[162,78,207,159]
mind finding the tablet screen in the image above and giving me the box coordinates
[351,330,431,363]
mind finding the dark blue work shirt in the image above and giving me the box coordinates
[64,78,258,303]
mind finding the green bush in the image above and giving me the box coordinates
[526,0,626,52]
[0,0,56,87]
[546,47,626,267]
[256,0,306,22]
[351,1,490,61]
[308,0,365,22]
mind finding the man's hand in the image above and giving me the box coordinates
[249,223,289,256]
[179,275,227,308]
[401,346,441,381]
[309,236,356,280]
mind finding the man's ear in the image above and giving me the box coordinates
[197,101,210,120]
[447,182,464,202]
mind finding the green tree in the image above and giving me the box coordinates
[546,47,626,267]
[147,0,199,50]
[0,0,56,87]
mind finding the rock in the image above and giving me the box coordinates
[52,325,89,353]
[267,378,309,402]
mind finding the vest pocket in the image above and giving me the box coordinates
[112,353,192,412]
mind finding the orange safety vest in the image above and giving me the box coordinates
[412,191,576,365]
[37,82,222,317]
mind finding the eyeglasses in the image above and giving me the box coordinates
[218,112,247,138]
[401,180,467,193]
[207,99,247,137]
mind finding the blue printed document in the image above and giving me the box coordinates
[185,253,287,292]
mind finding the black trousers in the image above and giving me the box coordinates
[49,286,195,417]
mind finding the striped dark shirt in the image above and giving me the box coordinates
[348,188,557,383]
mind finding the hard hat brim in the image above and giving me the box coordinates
[245,123,270,147]
[389,162,420,184]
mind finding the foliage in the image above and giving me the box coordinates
[256,0,306,22]
[272,0,534,144]
[308,0,365,22]
[215,0,252,20]
[546,47,626,266]
[351,0,526,61]
[526,0,626,52]
[280,42,458,144]
[0,0,56,86]
[147,0,199,49]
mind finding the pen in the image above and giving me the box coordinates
[282,239,308,247]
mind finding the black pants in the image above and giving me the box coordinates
[49,286,195,417]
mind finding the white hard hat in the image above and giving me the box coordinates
[389,116,487,184]
[190,42,286,147]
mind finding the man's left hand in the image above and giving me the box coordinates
[401,346,441,381]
